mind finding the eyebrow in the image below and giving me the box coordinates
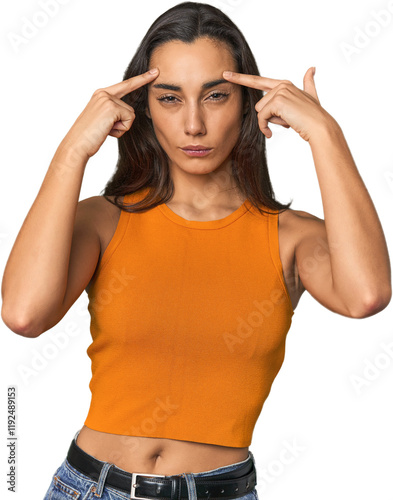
[151,78,231,91]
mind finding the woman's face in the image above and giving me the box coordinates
[146,37,245,177]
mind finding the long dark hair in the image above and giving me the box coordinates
[101,1,292,216]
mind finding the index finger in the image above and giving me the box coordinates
[222,71,283,91]
[103,68,160,99]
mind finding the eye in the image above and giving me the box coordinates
[156,92,230,104]
[157,95,179,104]
[208,92,229,101]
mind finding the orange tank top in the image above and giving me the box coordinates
[84,187,295,447]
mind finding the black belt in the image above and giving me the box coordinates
[66,437,257,499]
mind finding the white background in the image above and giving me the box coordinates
[1,0,393,498]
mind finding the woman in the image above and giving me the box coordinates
[2,1,391,499]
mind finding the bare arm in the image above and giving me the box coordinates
[1,144,93,337]
[304,122,391,317]
[222,69,391,318]
[1,68,160,338]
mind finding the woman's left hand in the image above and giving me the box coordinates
[223,67,332,142]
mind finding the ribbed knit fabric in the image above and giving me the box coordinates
[84,187,294,447]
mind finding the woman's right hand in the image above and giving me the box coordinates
[61,68,160,161]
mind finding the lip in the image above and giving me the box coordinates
[181,145,211,151]
[180,145,213,157]
[180,148,212,157]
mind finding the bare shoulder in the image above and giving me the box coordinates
[278,206,324,226]
[78,195,123,235]
[79,194,122,215]
[278,206,326,258]
[278,207,325,244]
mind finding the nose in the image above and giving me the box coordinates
[183,103,206,136]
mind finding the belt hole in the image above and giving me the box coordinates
[246,482,249,489]
[235,488,239,492]
[221,490,224,494]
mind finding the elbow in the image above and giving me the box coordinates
[350,286,392,319]
[1,305,42,338]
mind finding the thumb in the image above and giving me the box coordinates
[303,66,320,104]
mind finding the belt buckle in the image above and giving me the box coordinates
[131,472,167,500]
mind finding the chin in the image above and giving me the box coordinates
[180,165,218,175]
[174,158,225,175]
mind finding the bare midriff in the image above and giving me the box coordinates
[76,425,249,475]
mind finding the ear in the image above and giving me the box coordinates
[145,106,151,119]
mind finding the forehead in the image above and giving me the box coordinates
[149,38,237,86]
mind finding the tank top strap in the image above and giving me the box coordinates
[268,209,293,313]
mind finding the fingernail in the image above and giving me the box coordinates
[223,71,233,77]
[149,68,158,74]
[312,67,316,76]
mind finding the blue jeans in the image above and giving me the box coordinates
[43,429,259,500]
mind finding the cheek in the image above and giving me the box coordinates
[148,104,175,140]
[148,99,162,124]
[212,107,243,141]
